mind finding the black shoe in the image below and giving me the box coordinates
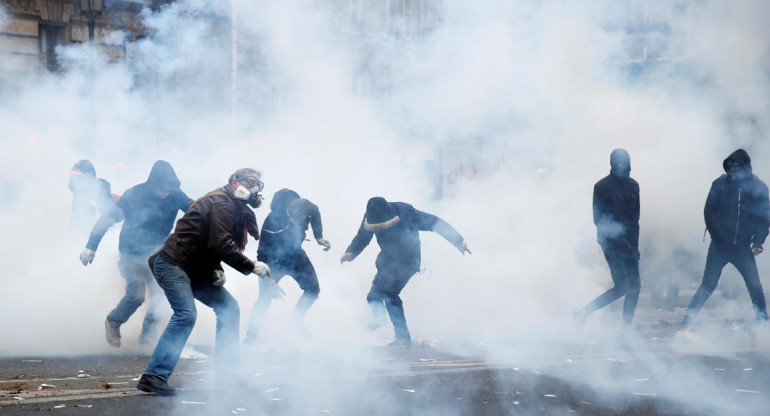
[136,374,177,396]
[385,338,412,348]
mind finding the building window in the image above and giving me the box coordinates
[39,24,62,72]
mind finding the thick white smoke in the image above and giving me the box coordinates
[0,0,769,414]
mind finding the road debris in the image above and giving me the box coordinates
[35,383,56,390]
[22,360,42,363]
[543,394,556,398]
[513,401,520,405]
[736,389,759,394]
[13,397,24,401]
[265,388,280,393]
[77,374,91,378]
[418,338,439,347]
[181,401,207,405]
[402,389,416,393]
[53,404,66,409]
[632,392,657,396]
[633,378,650,382]
[418,358,436,362]
[743,368,753,371]
[75,404,94,408]
[714,368,726,371]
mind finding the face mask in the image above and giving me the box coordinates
[233,185,253,201]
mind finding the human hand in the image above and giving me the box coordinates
[316,238,331,251]
[340,252,354,264]
[753,246,763,256]
[253,261,271,277]
[79,248,96,266]
[213,269,226,287]
[458,241,472,255]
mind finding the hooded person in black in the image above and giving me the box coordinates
[341,197,470,347]
[245,189,331,343]
[681,149,770,329]
[79,160,194,348]
[574,149,641,329]
[68,160,115,234]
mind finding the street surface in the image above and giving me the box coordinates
[1,305,769,415]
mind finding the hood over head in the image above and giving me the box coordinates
[723,149,752,176]
[146,160,181,190]
[270,188,301,213]
[365,197,397,224]
[70,160,96,177]
[610,148,631,178]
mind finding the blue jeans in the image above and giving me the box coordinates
[144,255,240,382]
[582,242,641,326]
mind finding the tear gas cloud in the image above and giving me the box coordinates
[1,0,770,414]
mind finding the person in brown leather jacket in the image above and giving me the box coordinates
[137,168,271,396]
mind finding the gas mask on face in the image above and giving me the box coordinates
[233,176,264,208]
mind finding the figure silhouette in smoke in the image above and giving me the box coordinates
[681,149,769,330]
[574,149,641,330]
[245,189,331,343]
[68,159,115,234]
[80,160,193,348]
[138,168,270,396]
[341,197,470,348]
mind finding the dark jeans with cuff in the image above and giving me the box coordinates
[107,252,167,341]
[367,260,415,341]
[144,255,240,382]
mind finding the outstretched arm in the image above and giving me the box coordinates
[341,215,373,263]
[413,209,469,254]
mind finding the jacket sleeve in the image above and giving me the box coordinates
[344,215,374,258]
[413,209,464,248]
[752,182,770,247]
[208,202,255,275]
[308,202,324,240]
[704,181,724,242]
[85,200,125,251]
[177,190,194,212]
[592,182,608,227]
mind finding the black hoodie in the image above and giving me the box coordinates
[257,189,323,263]
[593,150,640,248]
[86,161,193,255]
[705,149,770,247]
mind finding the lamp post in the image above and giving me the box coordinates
[81,0,103,155]
[81,0,103,42]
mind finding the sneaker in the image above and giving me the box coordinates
[385,338,412,348]
[105,319,121,348]
[136,374,177,396]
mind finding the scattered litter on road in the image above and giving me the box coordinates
[75,404,94,408]
[265,388,280,393]
[650,338,668,341]
[53,404,66,409]
[131,378,140,381]
[632,392,657,396]
[456,397,462,400]
[270,398,281,402]
[22,360,42,363]
[195,360,208,363]
[543,394,556,398]
[402,389,415,393]
[736,389,759,394]
[743,368,753,372]
[35,383,56,390]
[418,358,436,362]
[235,408,246,412]
[516,391,522,395]
[107,382,129,385]
[512,368,519,371]
[181,401,207,405]
[581,402,592,405]
[565,359,573,363]
[101,383,111,390]
[13,397,24,401]
[714,368,726,371]
[78,370,85,373]
[633,378,650,382]
[569,409,576,413]
[77,374,91,378]
[513,401,520,405]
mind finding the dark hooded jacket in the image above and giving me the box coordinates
[705,149,770,247]
[593,151,640,248]
[69,160,115,226]
[158,184,259,279]
[257,189,324,264]
[344,202,464,275]
[86,161,193,255]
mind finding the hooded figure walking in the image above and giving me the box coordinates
[68,159,115,234]
[574,149,641,329]
[681,149,769,329]
[137,168,271,396]
[80,160,193,347]
[341,197,471,348]
[245,189,331,343]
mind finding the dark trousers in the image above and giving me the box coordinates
[144,256,240,381]
[683,242,768,327]
[247,251,320,339]
[367,264,414,341]
[107,252,167,342]
[582,243,641,326]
